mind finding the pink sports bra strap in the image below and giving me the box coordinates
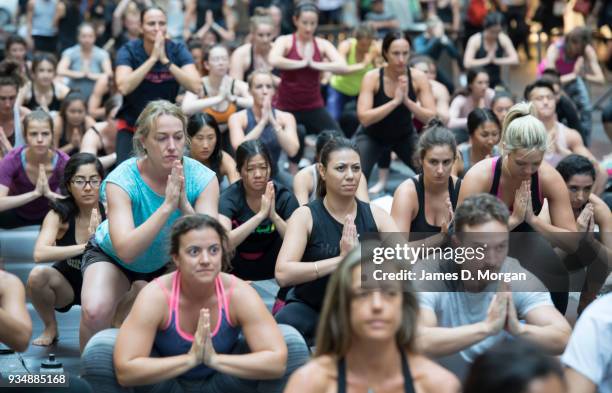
[215,275,236,328]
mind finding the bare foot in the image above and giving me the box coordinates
[368,181,386,195]
[32,327,58,346]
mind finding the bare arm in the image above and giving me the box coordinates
[168,63,201,94]
[293,168,314,206]
[116,61,157,96]
[407,68,437,123]
[0,271,32,352]
[57,55,85,80]
[269,36,308,70]
[181,89,225,116]
[273,112,299,158]
[464,35,492,68]
[583,45,605,84]
[492,33,519,66]
[88,75,110,119]
[112,0,132,38]
[0,183,42,213]
[220,212,269,250]
[33,211,86,262]
[309,39,349,74]
[565,368,598,393]
[447,95,468,129]
[390,180,417,233]
[220,152,240,184]
[357,70,401,127]
[193,177,220,219]
[80,126,116,169]
[229,45,248,81]
[518,305,571,354]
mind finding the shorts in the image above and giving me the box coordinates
[82,236,169,284]
[52,259,83,313]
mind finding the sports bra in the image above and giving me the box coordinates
[202,79,238,125]
[153,272,240,380]
[410,174,461,234]
[489,156,542,232]
[337,350,416,393]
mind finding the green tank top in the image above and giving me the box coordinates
[330,38,374,97]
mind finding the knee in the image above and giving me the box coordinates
[27,266,50,292]
[81,297,117,328]
[278,324,309,373]
[81,329,119,381]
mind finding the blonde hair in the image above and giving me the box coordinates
[314,247,419,358]
[500,102,548,155]
[133,100,188,157]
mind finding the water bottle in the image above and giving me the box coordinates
[40,354,64,374]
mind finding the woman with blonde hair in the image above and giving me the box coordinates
[79,99,219,351]
[284,247,460,393]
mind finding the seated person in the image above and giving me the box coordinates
[293,130,368,205]
[275,137,397,343]
[452,108,501,178]
[81,214,309,393]
[410,56,451,125]
[187,113,240,186]
[80,97,120,170]
[365,0,399,39]
[0,270,32,352]
[464,340,566,393]
[525,79,606,194]
[490,90,515,125]
[28,153,105,346]
[285,248,460,393]
[219,141,298,284]
[53,93,96,156]
[0,110,69,229]
[417,193,571,365]
[562,293,612,393]
[540,69,582,137]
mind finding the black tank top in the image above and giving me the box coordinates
[411,175,461,233]
[26,84,62,112]
[338,351,416,393]
[489,156,542,232]
[294,198,378,310]
[365,67,417,143]
[56,204,106,269]
[475,33,505,87]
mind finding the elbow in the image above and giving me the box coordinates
[357,113,372,128]
[287,144,299,158]
[33,249,45,263]
[188,79,201,94]
[275,267,290,288]
[116,82,130,96]
[114,244,136,264]
[115,366,138,387]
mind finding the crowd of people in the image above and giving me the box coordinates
[0,0,611,392]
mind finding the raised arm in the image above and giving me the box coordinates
[0,271,32,352]
[309,39,349,74]
[407,68,436,123]
[463,35,492,69]
[229,45,248,81]
[80,126,117,169]
[293,168,314,205]
[583,45,605,84]
[492,33,519,66]
[33,211,86,262]
[269,36,308,70]
[447,95,468,129]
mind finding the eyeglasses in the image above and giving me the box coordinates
[71,178,101,188]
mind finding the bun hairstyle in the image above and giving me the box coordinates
[500,102,548,155]
[250,9,274,32]
[416,117,457,163]
[0,60,25,89]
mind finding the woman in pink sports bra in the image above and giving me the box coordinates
[269,1,348,137]
[81,214,309,393]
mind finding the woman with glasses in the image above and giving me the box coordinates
[0,110,69,229]
[27,153,105,346]
[285,248,460,393]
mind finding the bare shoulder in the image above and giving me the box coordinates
[464,157,494,183]
[409,353,461,393]
[394,177,418,199]
[590,194,611,221]
[287,355,337,393]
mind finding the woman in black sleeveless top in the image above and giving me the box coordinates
[284,248,460,393]
[275,137,397,343]
[391,120,461,240]
[27,153,106,346]
[356,31,436,181]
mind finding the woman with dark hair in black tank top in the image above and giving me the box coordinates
[285,248,460,393]
[27,153,106,346]
[274,137,397,343]
[356,31,436,182]
[391,119,461,241]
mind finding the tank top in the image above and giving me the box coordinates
[293,198,378,310]
[244,44,279,83]
[330,39,374,97]
[25,84,62,113]
[410,175,461,233]
[475,33,505,87]
[337,351,416,393]
[489,156,542,232]
[202,79,237,125]
[544,122,569,167]
[57,204,106,270]
[459,144,500,174]
[153,272,240,380]
[554,41,576,76]
[31,0,58,37]
[196,0,224,29]
[364,67,416,143]
[275,34,324,112]
[245,108,282,165]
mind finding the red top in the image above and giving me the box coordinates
[275,34,324,111]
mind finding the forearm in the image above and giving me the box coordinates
[418,322,491,357]
[211,350,285,380]
[59,69,85,79]
[447,116,467,129]
[117,354,196,387]
[270,57,307,71]
[0,191,41,212]
[168,64,199,93]
[561,73,578,84]
[493,56,519,66]
[276,255,343,287]
[359,100,400,127]
[275,128,299,158]
[99,153,117,169]
[118,58,156,95]
[465,58,492,68]
[270,213,287,238]
[0,310,31,352]
[241,121,266,143]
[111,203,174,263]
[310,61,349,74]
[517,324,570,354]
[228,214,266,250]
[182,96,224,115]
[34,244,86,263]
[405,99,436,123]
[528,216,576,251]
[584,72,604,84]
[233,95,253,108]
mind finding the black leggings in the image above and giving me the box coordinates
[353,126,417,181]
[0,209,42,229]
[290,107,342,136]
[115,129,134,166]
[275,299,319,345]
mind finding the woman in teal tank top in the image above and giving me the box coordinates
[326,23,378,121]
[79,100,220,352]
